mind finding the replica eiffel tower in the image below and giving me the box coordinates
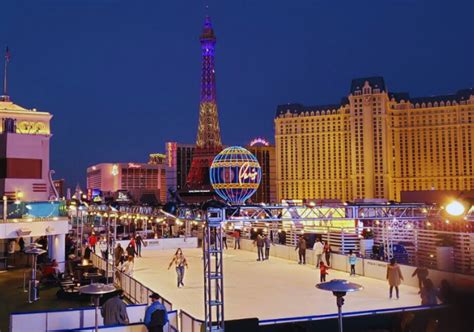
[185,16,223,197]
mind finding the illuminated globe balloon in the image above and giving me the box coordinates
[210,146,262,205]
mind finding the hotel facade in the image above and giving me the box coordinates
[86,154,167,204]
[275,77,474,202]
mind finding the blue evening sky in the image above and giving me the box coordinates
[0,0,472,188]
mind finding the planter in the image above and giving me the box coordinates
[359,239,374,257]
[436,246,454,272]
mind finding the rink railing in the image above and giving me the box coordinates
[90,253,174,316]
[259,304,446,326]
[10,304,178,332]
[180,310,204,332]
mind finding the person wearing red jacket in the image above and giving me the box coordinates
[89,233,97,253]
[319,261,329,282]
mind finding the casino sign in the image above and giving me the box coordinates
[210,146,262,205]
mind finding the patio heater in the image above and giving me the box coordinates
[316,279,363,332]
[79,283,116,332]
[24,247,47,303]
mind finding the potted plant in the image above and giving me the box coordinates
[359,228,374,257]
[435,234,455,272]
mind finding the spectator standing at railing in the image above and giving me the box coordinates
[323,241,332,266]
[233,229,241,249]
[295,235,307,264]
[313,238,324,268]
[386,257,404,299]
[348,250,357,276]
[145,293,168,332]
[84,244,92,260]
[101,289,129,326]
[168,248,188,287]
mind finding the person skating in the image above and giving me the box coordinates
[295,235,307,264]
[121,256,134,276]
[386,257,404,299]
[222,229,228,249]
[126,243,136,262]
[168,248,188,287]
[144,293,168,332]
[264,234,273,260]
[135,233,145,257]
[348,250,357,276]
[101,289,129,326]
[323,241,332,266]
[411,265,429,294]
[114,243,124,267]
[319,261,329,282]
[233,229,241,249]
[254,234,265,261]
[420,278,438,305]
[313,238,324,268]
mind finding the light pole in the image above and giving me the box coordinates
[316,279,363,332]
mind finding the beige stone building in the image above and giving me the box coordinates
[275,77,474,202]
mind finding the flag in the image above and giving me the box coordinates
[5,47,10,62]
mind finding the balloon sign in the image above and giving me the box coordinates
[210,146,262,205]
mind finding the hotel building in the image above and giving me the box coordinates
[165,142,195,195]
[246,138,277,203]
[275,77,474,202]
[0,96,53,201]
[86,153,167,203]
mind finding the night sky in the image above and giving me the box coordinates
[0,0,473,189]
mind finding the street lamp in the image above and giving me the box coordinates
[445,200,465,217]
[316,279,363,332]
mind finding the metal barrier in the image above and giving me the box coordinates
[180,310,204,332]
[90,253,175,328]
[10,304,178,332]
[259,304,446,326]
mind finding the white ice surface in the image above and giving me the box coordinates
[132,248,421,321]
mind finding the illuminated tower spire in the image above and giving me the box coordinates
[186,16,223,189]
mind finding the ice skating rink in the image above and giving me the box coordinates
[132,247,420,321]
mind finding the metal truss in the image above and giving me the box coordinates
[203,208,225,332]
[218,203,440,223]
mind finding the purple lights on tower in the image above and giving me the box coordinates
[186,16,222,189]
[200,16,217,103]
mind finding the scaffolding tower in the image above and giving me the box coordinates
[203,208,225,331]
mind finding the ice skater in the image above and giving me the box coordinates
[254,234,265,261]
[168,248,188,288]
[386,257,404,299]
[313,238,324,268]
[323,241,332,266]
[264,234,273,260]
[319,261,329,282]
[233,229,241,249]
[295,235,307,264]
[348,249,357,276]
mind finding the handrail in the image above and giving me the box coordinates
[259,304,447,325]
[10,304,147,316]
